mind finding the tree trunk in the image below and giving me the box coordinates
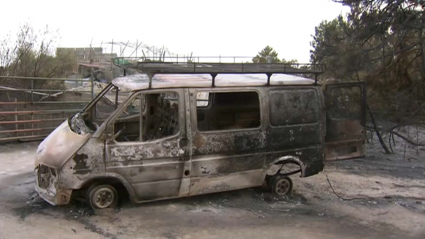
[367,104,391,154]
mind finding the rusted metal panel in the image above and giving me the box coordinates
[0,89,92,93]
[34,121,91,169]
[192,131,266,155]
[0,109,81,115]
[0,127,56,134]
[0,134,49,141]
[191,153,264,177]
[326,140,364,161]
[0,75,87,81]
[190,169,264,195]
[0,76,94,142]
[0,118,67,125]
[105,144,185,202]
[325,119,364,142]
[267,125,322,149]
[59,138,106,188]
[0,101,89,105]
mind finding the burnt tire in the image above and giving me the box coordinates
[86,184,118,210]
[270,175,293,196]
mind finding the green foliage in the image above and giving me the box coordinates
[55,49,77,77]
[310,15,367,81]
[252,46,281,63]
[252,46,298,65]
[0,23,76,78]
[311,0,425,120]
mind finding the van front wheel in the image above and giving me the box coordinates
[270,175,293,196]
[86,184,118,209]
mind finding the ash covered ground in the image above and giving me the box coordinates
[0,130,424,239]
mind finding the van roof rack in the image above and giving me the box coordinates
[112,56,325,86]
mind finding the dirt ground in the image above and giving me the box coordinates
[0,133,424,239]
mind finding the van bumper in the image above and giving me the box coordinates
[35,168,72,206]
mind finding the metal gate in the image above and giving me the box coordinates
[0,76,96,142]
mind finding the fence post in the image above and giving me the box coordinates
[15,98,18,138]
[31,79,34,138]
[30,79,34,103]
[91,77,95,100]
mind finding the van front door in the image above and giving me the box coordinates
[324,82,366,160]
[104,90,191,202]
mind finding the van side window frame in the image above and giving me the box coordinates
[193,89,263,133]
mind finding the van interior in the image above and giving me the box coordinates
[110,91,261,142]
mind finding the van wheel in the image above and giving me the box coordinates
[270,175,293,196]
[86,184,118,209]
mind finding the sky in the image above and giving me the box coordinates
[0,0,349,63]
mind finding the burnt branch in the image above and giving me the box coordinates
[390,129,425,147]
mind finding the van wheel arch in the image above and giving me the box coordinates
[266,156,306,178]
[80,176,135,202]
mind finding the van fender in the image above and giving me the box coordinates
[266,155,307,178]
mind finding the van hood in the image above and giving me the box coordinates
[35,121,91,169]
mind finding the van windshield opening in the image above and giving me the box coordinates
[69,83,133,135]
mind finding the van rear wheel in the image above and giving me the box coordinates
[86,184,118,209]
[270,175,293,196]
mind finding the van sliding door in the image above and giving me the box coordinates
[188,89,266,195]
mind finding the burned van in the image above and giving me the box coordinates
[34,60,366,209]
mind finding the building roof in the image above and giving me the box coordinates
[112,73,318,91]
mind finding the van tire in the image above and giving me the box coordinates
[86,183,118,210]
[270,175,293,196]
